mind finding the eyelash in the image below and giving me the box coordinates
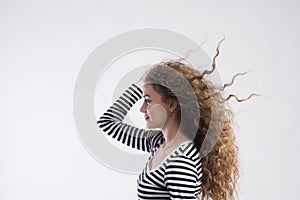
[145,99,151,104]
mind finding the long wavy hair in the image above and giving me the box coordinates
[142,41,258,200]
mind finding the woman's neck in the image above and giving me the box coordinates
[161,120,189,148]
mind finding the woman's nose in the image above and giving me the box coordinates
[140,101,146,113]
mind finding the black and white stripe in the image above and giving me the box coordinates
[97,83,203,199]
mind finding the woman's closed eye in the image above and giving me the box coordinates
[145,99,151,104]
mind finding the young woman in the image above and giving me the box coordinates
[97,57,255,199]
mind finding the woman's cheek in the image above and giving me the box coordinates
[147,104,168,129]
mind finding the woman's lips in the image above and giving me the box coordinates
[144,116,150,121]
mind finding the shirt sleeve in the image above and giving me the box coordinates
[164,156,199,200]
[96,83,163,152]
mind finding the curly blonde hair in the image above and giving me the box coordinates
[142,42,258,199]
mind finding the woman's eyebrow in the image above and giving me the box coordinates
[143,94,150,98]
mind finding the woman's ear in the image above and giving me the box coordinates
[168,98,178,112]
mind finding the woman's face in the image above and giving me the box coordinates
[140,84,169,129]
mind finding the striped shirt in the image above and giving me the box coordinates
[97,84,203,199]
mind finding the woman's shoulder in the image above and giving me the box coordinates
[170,141,201,163]
[165,142,202,176]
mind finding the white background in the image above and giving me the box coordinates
[1,0,299,199]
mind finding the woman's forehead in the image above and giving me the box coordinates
[142,84,161,98]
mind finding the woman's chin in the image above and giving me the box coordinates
[145,123,153,129]
[146,121,163,130]
[146,121,155,129]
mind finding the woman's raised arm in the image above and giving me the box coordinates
[96,83,163,152]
